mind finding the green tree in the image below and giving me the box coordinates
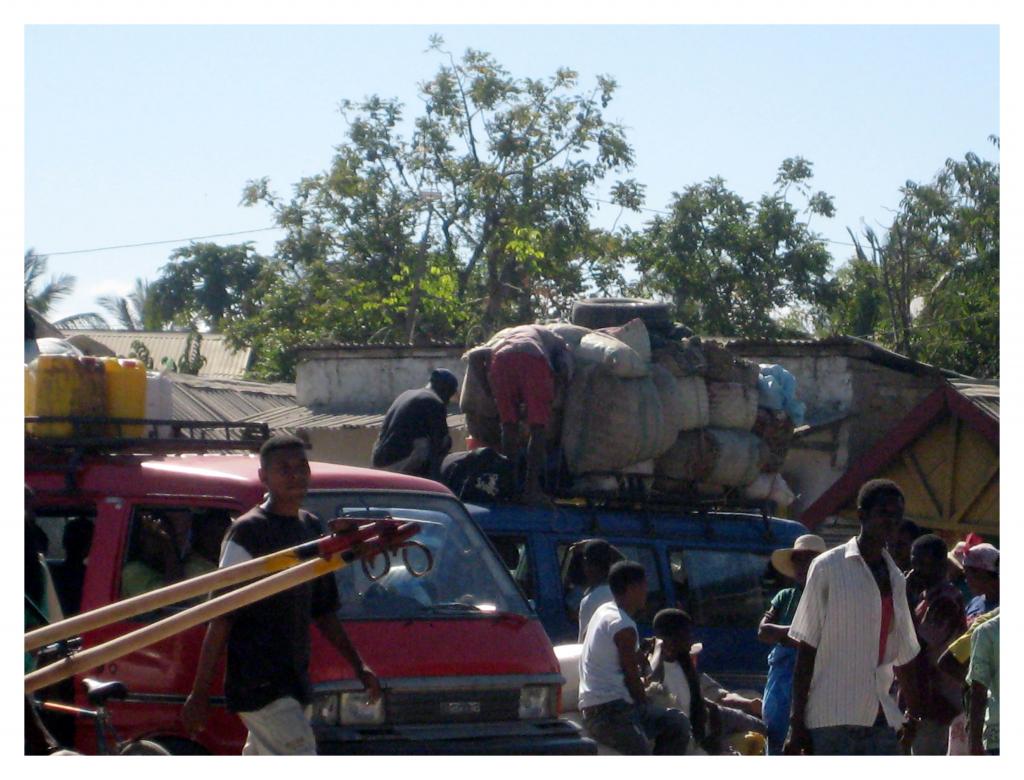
[151,242,268,330]
[824,140,999,377]
[630,157,836,336]
[237,37,639,377]
[822,254,888,341]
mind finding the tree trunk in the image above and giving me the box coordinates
[404,210,434,343]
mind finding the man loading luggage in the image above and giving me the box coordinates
[465,325,572,503]
[372,369,458,481]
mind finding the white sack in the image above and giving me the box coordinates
[743,472,796,508]
[597,318,651,364]
[704,429,765,487]
[675,375,710,431]
[575,331,649,378]
[546,322,592,350]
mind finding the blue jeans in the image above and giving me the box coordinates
[582,699,691,755]
[762,644,796,755]
[809,714,899,755]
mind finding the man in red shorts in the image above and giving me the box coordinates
[466,324,572,503]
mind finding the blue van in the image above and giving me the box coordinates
[468,502,806,691]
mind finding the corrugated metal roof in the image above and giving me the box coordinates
[720,335,953,377]
[236,404,467,433]
[60,330,252,378]
[169,373,296,425]
[948,377,999,422]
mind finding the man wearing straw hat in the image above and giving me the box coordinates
[182,435,381,754]
[758,533,825,754]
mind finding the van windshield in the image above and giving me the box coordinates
[303,491,531,620]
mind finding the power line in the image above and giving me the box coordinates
[38,226,282,257]
[34,202,972,263]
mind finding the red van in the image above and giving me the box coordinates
[27,430,592,754]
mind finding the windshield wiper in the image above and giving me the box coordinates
[422,602,529,625]
[423,601,484,614]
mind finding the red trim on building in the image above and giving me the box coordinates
[800,383,998,528]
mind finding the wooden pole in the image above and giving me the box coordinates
[24,526,373,653]
[25,552,345,695]
[25,521,422,694]
[26,552,291,653]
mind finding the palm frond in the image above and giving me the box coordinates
[53,312,110,330]
[30,274,77,314]
[24,250,46,293]
[98,293,138,330]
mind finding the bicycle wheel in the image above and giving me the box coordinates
[118,739,171,755]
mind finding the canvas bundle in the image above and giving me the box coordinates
[701,340,760,386]
[706,381,759,431]
[561,364,672,473]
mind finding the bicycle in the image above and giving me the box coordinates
[37,676,170,755]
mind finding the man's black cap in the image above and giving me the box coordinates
[430,368,459,398]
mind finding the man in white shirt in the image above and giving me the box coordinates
[576,539,623,642]
[785,479,923,755]
[578,561,691,754]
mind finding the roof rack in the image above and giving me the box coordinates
[25,417,269,455]
[548,474,781,541]
[26,417,270,493]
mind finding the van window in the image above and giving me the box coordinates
[558,543,587,623]
[670,548,772,627]
[303,491,531,620]
[488,534,533,600]
[557,542,666,626]
[615,545,666,623]
[33,508,95,616]
[120,507,232,605]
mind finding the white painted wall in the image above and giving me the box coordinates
[303,424,468,468]
[296,346,466,414]
[746,354,855,422]
[735,351,857,523]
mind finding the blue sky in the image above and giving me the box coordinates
[23,23,999,323]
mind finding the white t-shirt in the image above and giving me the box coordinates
[662,660,692,712]
[660,661,726,712]
[577,584,613,643]
[578,601,637,709]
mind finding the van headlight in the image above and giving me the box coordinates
[340,691,385,725]
[310,692,340,725]
[518,685,557,719]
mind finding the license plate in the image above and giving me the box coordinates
[440,701,481,715]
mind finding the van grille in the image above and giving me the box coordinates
[386,688,519,725]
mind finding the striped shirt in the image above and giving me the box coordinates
[789,536,920,729]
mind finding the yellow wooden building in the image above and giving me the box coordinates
[801,378,998,543]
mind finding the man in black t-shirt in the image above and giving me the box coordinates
[182,435,381,755]
[371,368,458,481]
